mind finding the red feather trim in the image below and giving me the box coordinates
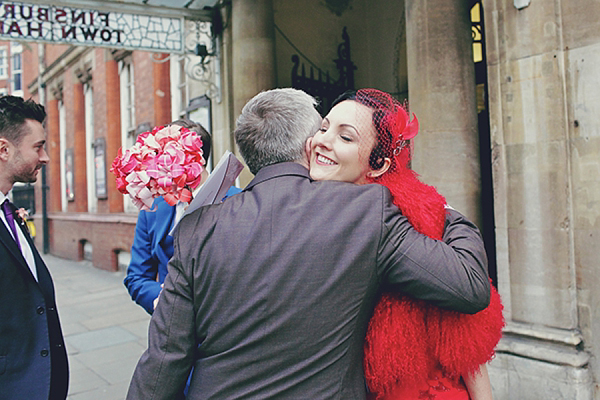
[364,294,431,396]
[428,284,504,378]
[364,155,505,398]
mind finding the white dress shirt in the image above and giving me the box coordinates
[0,191,38,281]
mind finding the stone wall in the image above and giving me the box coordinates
[485,0,600,397]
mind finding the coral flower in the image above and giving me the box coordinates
[110,124,205,211]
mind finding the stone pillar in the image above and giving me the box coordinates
[232,0,276,183]
[46,97,61,212]
[483,0,595,398]
[73,81,87,212]
[405,0,481,226]
[105,53,123,213]
[153,53,171,127]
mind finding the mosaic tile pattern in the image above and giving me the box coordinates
[0,2,184,53]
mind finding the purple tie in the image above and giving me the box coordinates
[2,200,21,251]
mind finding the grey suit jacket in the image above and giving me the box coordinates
[127,162,490,400]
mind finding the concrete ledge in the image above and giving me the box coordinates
[44,212,138,225]
[503,321,583,346]
[496,335,590,368]
[489,352,593,400]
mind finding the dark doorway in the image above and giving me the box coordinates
[471,0,498,287]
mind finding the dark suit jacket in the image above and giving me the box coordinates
[124,187,243,314]
[128,162,490,400]
[0,212,69,399]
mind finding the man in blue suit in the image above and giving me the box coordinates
[0,96,69,399]
[124,120,241,314]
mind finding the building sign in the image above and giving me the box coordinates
[0,2,184,53]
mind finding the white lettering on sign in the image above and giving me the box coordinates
[0,2,184,53]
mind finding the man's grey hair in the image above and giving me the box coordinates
[234,88,321,174]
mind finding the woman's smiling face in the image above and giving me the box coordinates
[309,100,378,184]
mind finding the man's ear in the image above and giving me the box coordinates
[367,157,392,179]
[0,138,11,161]
[303,136,313,167]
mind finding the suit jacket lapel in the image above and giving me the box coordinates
[0,221,28,268]
[1,217,52,298]
[16,219,56,300]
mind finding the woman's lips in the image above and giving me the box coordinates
[315,153,337,166]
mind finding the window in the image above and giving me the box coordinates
[120,60,136,148]
[178,57,188,118]
[85,83,96,212]
[119,59,138,213]
[59,100,68,210]
[169,55,190,121]
[0,47,8,79]
[12,53,22,92]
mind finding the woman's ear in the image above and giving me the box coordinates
[367,157,391,179]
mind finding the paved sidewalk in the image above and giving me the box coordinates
[44,253,151,400]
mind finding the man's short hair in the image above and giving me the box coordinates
[234,88,321,175]
[171,118,211,161]
[0,96,46,146]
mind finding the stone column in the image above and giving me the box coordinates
[46,97,61,212]
[105,52,123,213]
[153,53,171,127]
[405,0,481,226]
[231,0,276,183]
[73,81,88,212]
[483,0,594,398]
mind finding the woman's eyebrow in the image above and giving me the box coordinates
[339,123,360,136]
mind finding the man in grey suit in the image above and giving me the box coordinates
[127,88,490,399]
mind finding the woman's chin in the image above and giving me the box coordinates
[310,167,334,182]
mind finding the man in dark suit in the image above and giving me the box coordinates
[127,88,491,399]
[0,96,69,399]
[124,119,241,315]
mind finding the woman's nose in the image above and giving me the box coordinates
[313,129,332,148]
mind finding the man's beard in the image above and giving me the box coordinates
[12,153,42,183]
[13,167,40,183]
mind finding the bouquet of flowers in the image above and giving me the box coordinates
[110,124,205,211]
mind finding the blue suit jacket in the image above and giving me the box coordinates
[0,211,69,399]
[124,187,242,314]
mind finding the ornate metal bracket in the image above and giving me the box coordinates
[291,27,356,114]
[151,18,222,102]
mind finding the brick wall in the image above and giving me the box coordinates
[38,213,137,271]
[23,47,168,272]
[133,52,155,128]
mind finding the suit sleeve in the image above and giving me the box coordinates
[378,193,490,314]
[124,209,163,314]
[127,217,197,400]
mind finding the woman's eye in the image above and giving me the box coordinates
[318,128,327,132]
[340,135,352,142]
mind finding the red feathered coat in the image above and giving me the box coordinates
[364,164,504,399]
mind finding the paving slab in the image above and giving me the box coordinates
[43,254,151,400]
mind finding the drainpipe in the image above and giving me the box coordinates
[38,44,49,254]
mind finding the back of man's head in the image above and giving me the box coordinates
[171,118,212,161]
[234,88,321,175]
[0,95,46,146]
